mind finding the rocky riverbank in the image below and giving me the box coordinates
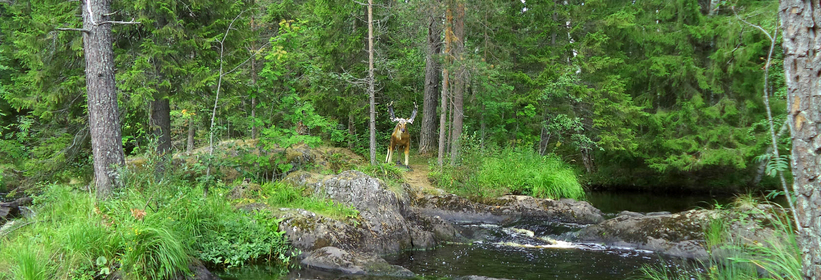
[268,169,730,278]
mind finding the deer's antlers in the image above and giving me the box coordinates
[388,101,417,123]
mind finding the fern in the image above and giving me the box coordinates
[756,153,790,178]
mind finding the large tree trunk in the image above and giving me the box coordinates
[83,0,125,200]
[367,0,376,165]
[437,2,453,167]
[419,2,442,155]
[150,97,171,154]
[449,0,465,165]
[779,1,821,279]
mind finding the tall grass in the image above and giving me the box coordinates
[0,152,297,279]
[639,198,800,280]
[432,141,585,200]
[261,182,359,221]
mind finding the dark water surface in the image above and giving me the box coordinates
[384,243,662,280]
[585,191,732,213]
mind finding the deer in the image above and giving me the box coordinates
[386,101,418,166]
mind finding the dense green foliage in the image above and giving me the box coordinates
[0,156,331,279]
[0,0,789,193]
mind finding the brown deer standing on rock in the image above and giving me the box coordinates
[386,101,417,166]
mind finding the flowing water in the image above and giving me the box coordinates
[220,191,722,280]
[384,221,667,280]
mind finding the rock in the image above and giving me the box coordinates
[454,276,515,280]
[617,210,643,217]
[109,260,219,280]
[227,180,261,200]
[413,194,604,225]
[173,260,221,280]
[0,197,32,222]
[280,171,458,255]
[574,209,718,259]
[300,246,414,277]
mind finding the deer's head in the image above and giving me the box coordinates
[388,102,418,136]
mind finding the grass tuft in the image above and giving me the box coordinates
[432,141,585,200]
[639,199,800,280]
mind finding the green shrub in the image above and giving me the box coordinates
[196,209,291,268]
[432,141,585,200]
[0,166,297,279]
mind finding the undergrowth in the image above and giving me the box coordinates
[430,139,585,200]
[248,182,359,222]
[640,196,800,280]
[0,151,298,280]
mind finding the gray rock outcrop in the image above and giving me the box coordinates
[574,209,718,259]
[412,193,604,225]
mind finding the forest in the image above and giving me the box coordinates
[2,0,820,279]
[0,0,789,192]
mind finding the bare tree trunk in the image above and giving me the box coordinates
[150,97,171,154]
[83,0,125,200]
[779,1,821,278]
[449,0,465,165]
[348,112,355,149]
[437,2,453,167]
[367,0,376,165]
[419,1,442,155]
[187,118,195,153]
[708,0,720,16]
[250,3,258,140]
[539,110,550,156]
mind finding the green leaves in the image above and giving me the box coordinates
[755,154,790,178]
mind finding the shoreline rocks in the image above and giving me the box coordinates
[276,170,618,278]
[573,209,718,259]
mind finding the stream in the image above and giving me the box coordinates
[219,191,727,280]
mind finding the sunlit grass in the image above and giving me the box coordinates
[432,142,585,200]
[261,182,359,221]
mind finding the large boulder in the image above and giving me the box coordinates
[280,170,458,255]
[574,209,718,259]
[412,194,604,225]
[299,246,414,277]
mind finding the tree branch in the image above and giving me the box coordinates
[56,28,90,33]
[99,20,141,25]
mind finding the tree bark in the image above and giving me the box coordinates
[449,0,465,165]
[419,1,442,155]
[708,0,720,16]
[779,1,821,279]
[250,2,258,140]
[83,0,125,200]
[348,112,356,149]
[150,97,171,155]
[438,2,453,167]
[367,0,376,165]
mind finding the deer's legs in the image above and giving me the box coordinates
[404,144,410,166]
[386,144,393,163]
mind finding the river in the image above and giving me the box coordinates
[219,191,732,280]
